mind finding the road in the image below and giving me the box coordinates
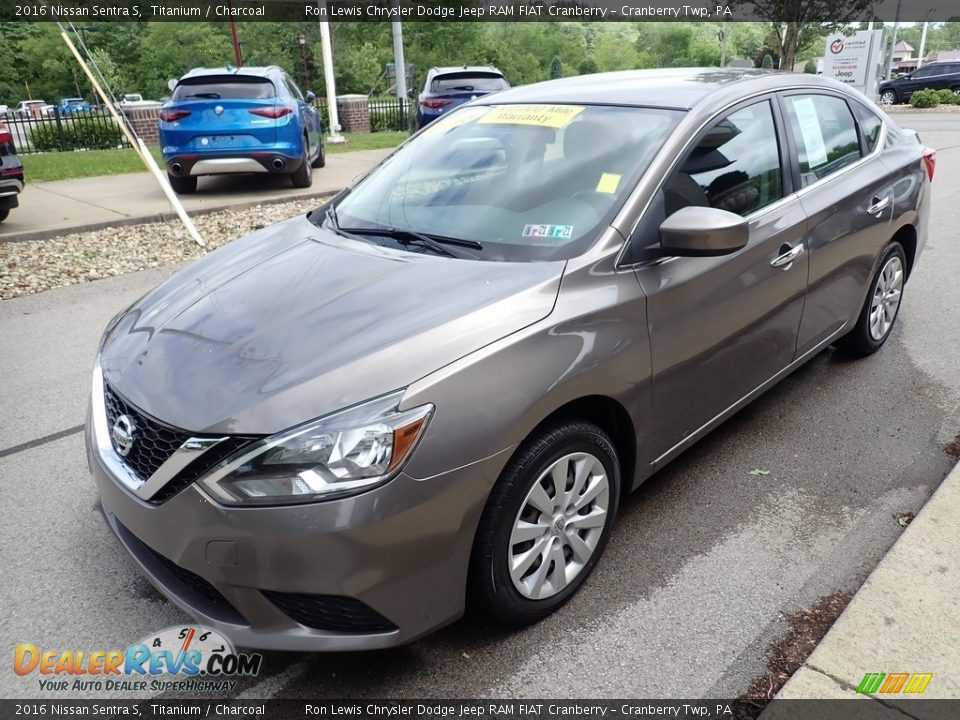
[1,113,958,700]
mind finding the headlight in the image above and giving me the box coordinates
[198,391,432,506]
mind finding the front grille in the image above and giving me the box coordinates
[262,591,397,634]
[148,436,257,504]
[103,384,189,482]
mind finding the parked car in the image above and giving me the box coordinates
[15,100,52,118]
[413,65,509,130]
[0,120,24,223]
[158,66,324,193]
[879,60,960,104]
[89,69,932,651]
[57,97,91,114]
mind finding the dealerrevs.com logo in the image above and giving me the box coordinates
[14,626,262,693]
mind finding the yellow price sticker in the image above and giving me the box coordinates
[479,104,585,129]
[596,173,622,194]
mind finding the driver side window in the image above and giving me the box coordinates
[664,100,784,218]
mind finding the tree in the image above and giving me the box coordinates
[747,0,873,71]
[549,56,564,79]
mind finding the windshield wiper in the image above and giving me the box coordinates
[339,225,482,260]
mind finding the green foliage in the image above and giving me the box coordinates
[29,116,125,152]
[935,88,960,105]
[549,56,564,79]
[910,89,941,108]
[804,59,818,74]
[761,54,774,69]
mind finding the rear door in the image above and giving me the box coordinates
[779,92,895,354]
[165,75,279,151]
[282,74,321,150]
[632,97,809,463]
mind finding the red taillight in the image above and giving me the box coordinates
[159,108,191,122]
[0,123,11,144]
[420,98,453,110]
[249,106,293,119]
[922,147,936,182]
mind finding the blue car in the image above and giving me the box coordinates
[57,97,91,114]
[413,66,509,131]
[159,66,324,194]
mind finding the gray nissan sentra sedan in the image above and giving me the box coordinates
[87,69,934,651]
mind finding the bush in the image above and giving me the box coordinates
[29,115,125,151]
[910,89,941,108]
[935,88,960,105]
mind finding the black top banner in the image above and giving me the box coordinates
[2,0,959,23]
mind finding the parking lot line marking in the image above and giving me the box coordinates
[0,424,84,459]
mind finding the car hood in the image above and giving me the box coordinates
[100,214,564,434]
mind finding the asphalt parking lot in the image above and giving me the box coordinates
[1,112,958,700]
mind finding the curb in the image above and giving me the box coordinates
[763,454,960,709]
[0,188,340,244]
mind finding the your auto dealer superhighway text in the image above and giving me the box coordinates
[306,705,733,717]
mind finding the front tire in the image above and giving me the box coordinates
[469,420,620,625]
[167,173,197,194]
[0,207,9,223]
[880,90,898,105]
[836,241,906,357]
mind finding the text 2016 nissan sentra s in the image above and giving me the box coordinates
[87,69,933,651]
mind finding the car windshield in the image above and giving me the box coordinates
[173,77,276,101]
[329,103,683,262]
[430,73,509,93]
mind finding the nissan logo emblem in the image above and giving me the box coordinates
[112,414,136,457]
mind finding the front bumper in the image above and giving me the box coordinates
[86,412,504,651]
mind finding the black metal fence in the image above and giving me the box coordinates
[368,97,410,132]
[3,106,131,155]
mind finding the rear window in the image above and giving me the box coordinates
[173,76,276,101]
[430,73,508,94]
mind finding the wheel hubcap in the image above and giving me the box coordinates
[508,452,610,600]
[869,256,903,341]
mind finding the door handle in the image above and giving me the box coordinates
[866,196,890,215]
[770,243,805,269]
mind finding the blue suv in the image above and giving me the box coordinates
[159,66,324,194]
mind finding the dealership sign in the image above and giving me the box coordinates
[823,30,884,99]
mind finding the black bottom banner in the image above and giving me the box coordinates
[2,699,959,720]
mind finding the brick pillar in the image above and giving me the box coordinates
[124,107,161,146]
[336,94,371,133]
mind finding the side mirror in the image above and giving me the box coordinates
[659,206,748,256]
[305,90,316,102]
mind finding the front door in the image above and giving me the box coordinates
[633,98,809,463]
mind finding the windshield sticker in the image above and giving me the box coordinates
[522,224,574,240]
[596,173,622,194]
[791,97,829,168]
[421,106,490,136]
[480,105,585,129]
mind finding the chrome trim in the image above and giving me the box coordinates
[652,324,846,470]
[866,196,891,215]
[190,158,267,176]
[770,243,805,269]
[91,361,228,501]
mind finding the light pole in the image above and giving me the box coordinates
[298,31,310,90]
[317,0,344,143]
[885,0,903,81]
[917,9,936,68]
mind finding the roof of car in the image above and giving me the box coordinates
[180,66,284,80]
[478,67,845,110]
